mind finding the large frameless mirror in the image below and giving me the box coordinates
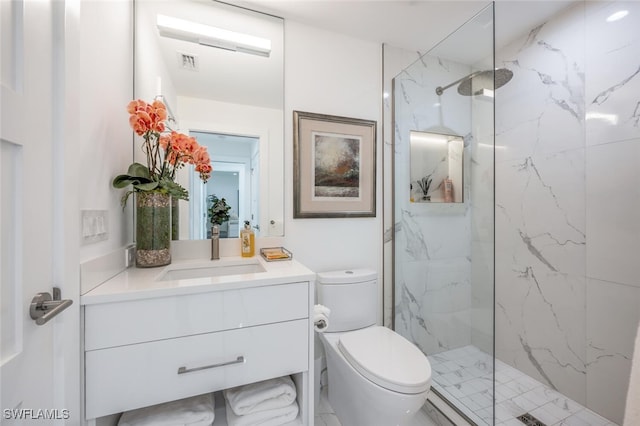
[134,0,284,239]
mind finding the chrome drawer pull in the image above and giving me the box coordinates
[177,355,245,375]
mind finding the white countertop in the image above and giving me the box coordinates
[81,256,315,305]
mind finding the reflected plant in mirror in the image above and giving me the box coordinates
[135,0,284,240]
[207,195,232,238]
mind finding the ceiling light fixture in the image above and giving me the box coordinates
[606,10,629,22]
[157,14,271,57]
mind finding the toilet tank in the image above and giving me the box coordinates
[317,269,377,332]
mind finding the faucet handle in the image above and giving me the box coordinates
[211,225,220,260]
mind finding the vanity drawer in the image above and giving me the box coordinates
[85,319,308,419]
[85,281,309,350]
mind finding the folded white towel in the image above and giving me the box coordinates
[223,376,297,416]
[624,319,640,425]
[225,400,298,426]
[118,393,214,426]
[313,304,331,332]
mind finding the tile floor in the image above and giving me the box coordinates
[429,345,619,426]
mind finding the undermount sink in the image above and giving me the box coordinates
[159,260,266,281]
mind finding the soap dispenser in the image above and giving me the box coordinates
[240,220,255,257]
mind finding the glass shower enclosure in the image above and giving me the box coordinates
[392,1,639,424]
[392,4,496,424]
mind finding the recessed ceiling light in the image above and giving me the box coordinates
[606,10,629,22]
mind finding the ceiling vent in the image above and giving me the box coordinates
[177,53,199,71]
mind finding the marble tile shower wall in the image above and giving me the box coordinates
[393,53,480,356]
[495,2,640,424]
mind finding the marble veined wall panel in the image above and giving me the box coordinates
[496,1,640,423]
[583,4,640,422]
[495,1,588,406]
[394,53,474,355]
[586,278,640,424]
[585,1,640,147]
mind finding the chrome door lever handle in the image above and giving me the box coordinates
[30,288,73,326]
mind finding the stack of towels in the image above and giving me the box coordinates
[223,375,298,426]
[118,393,215,426]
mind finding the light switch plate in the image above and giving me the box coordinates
[81,210,108,245]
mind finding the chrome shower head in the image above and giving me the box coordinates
[457,68,513,96]
[435,68,513,96]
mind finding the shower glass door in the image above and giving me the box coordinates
[392,4,496,424]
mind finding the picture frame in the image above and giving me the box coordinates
[293,110,377,218]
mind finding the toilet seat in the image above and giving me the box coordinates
[337,326,431,394]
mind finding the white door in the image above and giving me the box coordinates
[250,148,260,237]
[1,1,69,423]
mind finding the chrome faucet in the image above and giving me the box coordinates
[211,225,220,260]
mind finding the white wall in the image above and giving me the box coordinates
[135,0,176,107]
[283,21,383,316]
[78,0,134,263]
[67,0,133,421]
[78,10,383,292]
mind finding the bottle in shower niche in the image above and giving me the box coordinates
[443,178,453,203]
[240,221,255,257]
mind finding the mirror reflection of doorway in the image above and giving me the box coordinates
[209,168,240,238]
[188,131,259,239]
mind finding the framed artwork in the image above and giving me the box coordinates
[293,111,377,218]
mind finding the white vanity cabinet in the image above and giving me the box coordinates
[81,258,315,426]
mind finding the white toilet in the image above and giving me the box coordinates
[317,269,432,426]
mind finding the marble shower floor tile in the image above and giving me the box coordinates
[429,345,618,426]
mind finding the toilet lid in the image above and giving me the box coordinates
[337,326,432,394]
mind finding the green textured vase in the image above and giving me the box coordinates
[135,191,171,267]
[171,197,179,241]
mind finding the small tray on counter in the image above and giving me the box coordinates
[260,247,293,262]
